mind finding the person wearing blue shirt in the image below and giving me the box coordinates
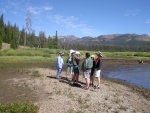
[56,52,64,81]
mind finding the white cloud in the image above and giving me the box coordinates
[124,9,142,17]
[28,6,53,15]
[145,19,150,24]
[47,14,98,36]
[43,6,53,11]
[10,11,17,14]
[0,8,6,13]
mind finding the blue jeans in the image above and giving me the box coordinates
[57,68,62,78]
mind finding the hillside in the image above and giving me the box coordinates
[58,34,150,47]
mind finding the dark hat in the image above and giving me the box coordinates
[59,51,64,55]
[95,51,102,56]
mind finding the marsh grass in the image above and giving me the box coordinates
[112,97,122,104]
[54,89,62,95]
[0,101,39,113]
[77,95,91,109]
[32,70,41,77]
[0,56,56,69]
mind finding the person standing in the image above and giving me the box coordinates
[82,52,93,90]
[66,53,73,79]
[94,51,102,89]
[90,55,96,86]
[71,51,81,84]
[56,52,64,81]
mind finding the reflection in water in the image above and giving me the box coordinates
[107,65,150,89]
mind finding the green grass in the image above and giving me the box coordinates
[0,101,39,113]
[0,56,56,69]
[0,48,150,69]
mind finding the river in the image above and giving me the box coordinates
[105,64,150,89]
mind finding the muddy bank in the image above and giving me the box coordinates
[0,69,37,104]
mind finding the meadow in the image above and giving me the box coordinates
[0,48,150,69]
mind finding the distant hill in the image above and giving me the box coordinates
[58,34,150,47]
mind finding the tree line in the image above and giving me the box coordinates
[1,13,150,52]
[59,42,150,52]
[0,14,58,50]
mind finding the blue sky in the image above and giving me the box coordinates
[0,0,150,38]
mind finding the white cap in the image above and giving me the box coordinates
[70,49,75,54]
[75,51,80,55]
[91,55,95,58]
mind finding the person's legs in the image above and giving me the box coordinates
[97,70,101,87]
[75,66,80,83]
[70,67,73,75]
[66,67,69,78]
[94,69,101,89]
[97,77,100,87]
[87,77,90,88]
[90,75,93,86]
[84,70,91,90]
[57,68,62,79]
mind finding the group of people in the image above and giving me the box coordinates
[56,49,102,90]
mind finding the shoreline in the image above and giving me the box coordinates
[101,58,150,100]
[101,77,150,100]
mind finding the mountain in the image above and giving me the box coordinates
[58,34,150,47]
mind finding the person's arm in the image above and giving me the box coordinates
[99,58,102,69]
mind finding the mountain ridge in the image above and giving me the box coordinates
[58,34,150,47]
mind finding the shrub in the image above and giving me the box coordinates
[0,101,39,113]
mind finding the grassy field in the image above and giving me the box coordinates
[0,48,150,69]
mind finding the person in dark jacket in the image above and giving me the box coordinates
[71,51,81,84]
[66,53,73,79]
[94,51,102,89]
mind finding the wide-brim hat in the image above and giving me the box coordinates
[75,51,80,55]
[91,55,95,58]
[70,49,75,54]
[95,51,102,56]
[59,51,64,55]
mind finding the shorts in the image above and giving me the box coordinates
[66,66,73,75]
[73,65,79,74]
[84,69,91,78]
[95,69,101,78]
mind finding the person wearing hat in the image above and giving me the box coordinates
[71,51,81,84]
[90,55,96,86]
[66,52,73,79]
[56,51,64,81]
[94,51,102,89]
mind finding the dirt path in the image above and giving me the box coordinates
[0,66,150,113]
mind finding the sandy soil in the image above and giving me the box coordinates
[0,65,150,113]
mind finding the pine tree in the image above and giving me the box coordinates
[54,30,58,49]
[10,24,19,49]
[0,14,5,50]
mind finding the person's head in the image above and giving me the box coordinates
[91,55,95,60]
[85,52,90,58]
[59,51,64,56]
[75,51,80,57]
[71,50,75,57]
[68,53,71,57]
[95,51,102,57]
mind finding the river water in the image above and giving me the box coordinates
[106,64,150,89]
